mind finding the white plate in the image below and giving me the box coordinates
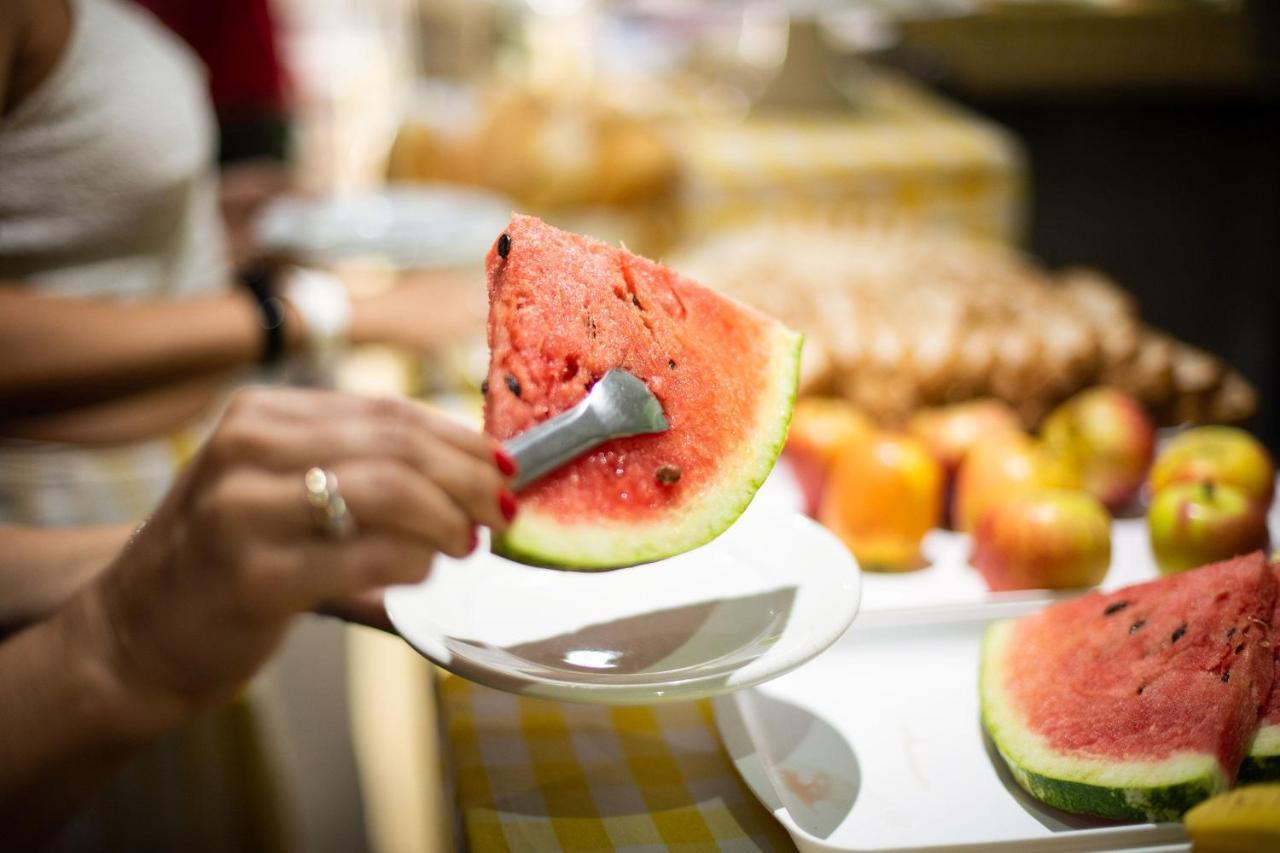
[253,184,513,269]
[384,499,861,704]
[714,599,1193,853]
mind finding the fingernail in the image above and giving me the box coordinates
[494,448,518,478]
[499,489,519,522]
[467,527,479,554]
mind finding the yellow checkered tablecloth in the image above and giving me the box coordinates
[441,675,795,851]
[677,71,1024,246]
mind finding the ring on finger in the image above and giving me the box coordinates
[304,466,357,540]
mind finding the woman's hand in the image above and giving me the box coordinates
[81,387,516,727]
[350,268,487,352]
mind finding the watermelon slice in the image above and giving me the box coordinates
[483,215,801,568]
[1242,562,1280,782]
[981,552,1277,822]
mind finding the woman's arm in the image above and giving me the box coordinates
[0,387,515,845]
[0,524,132,632]
[0,288,279,417]
[0,588,184,847]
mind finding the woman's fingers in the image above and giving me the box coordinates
[202,463,478,558]
[265,535,436,611]
[218,387,505,467]
[314,589,394,633]
[206,391,515,525]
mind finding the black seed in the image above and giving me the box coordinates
[655,465,681,485]
[1137,684,1145,695]
[497,233,511,258]
[505,374,521,398]
[1130,619,1146,634]
[1221,670,1231,683]
[631,294,641,308]
[668,359,676,369]
[1104,601,1130,616]
[1171,624,1187,643]
[1227,627,1237,639]
[480,378,489,395]
[1236,643,1245,655]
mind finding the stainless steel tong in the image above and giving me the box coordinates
[503,369,668,491]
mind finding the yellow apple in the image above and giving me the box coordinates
[971,488,1112,591]
[953,432,1081,534]
[820,432,942,572]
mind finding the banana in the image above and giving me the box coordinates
[1183,784,1280,852]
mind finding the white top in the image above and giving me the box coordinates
[0,0,228,299]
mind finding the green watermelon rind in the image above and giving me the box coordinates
[980,619,1228,822]
[492,327,802,569]
[1241,725,1280,782]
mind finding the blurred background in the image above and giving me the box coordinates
[29,0,1279,850]
[265,0,1278,445]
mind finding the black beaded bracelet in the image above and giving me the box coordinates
[239,266,286,365]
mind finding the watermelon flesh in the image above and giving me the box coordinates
[1242,563,1280,782]
[483,215,801,568]
[981,552,1277,821]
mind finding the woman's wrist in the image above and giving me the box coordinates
[55,581,193,749]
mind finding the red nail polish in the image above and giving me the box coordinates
[499,489,519,522]
[494,448,518,478]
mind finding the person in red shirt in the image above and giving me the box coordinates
[133,0,290,163]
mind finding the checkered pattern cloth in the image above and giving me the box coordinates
[440,675,795,851]
[678,72,1024,245]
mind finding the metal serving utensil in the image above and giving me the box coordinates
[504,369,668,491]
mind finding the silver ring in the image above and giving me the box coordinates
[304,467,357,540]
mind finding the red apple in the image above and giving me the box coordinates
[820,431,942,572]
[972,488,1112,591]
[1146,480,1270,575]
[953,432,1081,534]
[785,397,874,517]
[907,399,1024,475]
[1041,387,1155,512]
[1149,426,1275,511]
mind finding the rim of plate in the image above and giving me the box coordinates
[384,510,861,704]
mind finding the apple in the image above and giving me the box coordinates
[908,399,1024,475]
[972,488,1112,591]
[1146,480,1270,575]
[953,432,1081,534]
[785,397,874,517]
[908,399,1024,528]
[1041,387,1156,512]
[1149,426,1275,511]
[820,431,942,572]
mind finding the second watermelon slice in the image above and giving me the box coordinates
[981,552,1277,821]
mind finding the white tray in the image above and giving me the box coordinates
[714,599,1193,852]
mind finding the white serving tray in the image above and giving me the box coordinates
[714,599,1194,853]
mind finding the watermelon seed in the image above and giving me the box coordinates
[1136,684,1145,695]
[480,379,489,395]
[1226,627,1237,639]
[505,374,522,398]
[1235,643,1245,655]
[1171,624,1187,643]
[1130,620,1146,634]
[631,294,642,309]
[1221,669,1230,683]
[1104,601,1130,616]
[497,233,511,258]
[668,359,676,369]
[656,465,681,485]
